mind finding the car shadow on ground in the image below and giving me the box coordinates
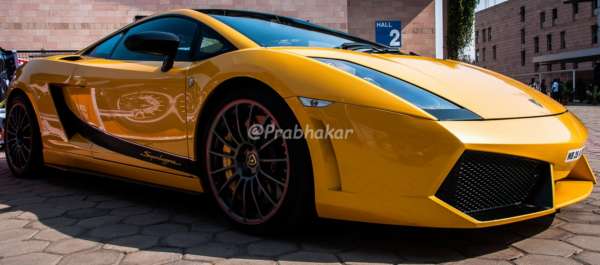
[0,161,556,264]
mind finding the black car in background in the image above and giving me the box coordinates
[0,48,17,99]
[0,47,15,148]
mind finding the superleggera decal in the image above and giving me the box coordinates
[48,85,196,176]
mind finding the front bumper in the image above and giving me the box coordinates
[288,99,596,228]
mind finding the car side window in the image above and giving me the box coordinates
[111,17,198,61]
[87,33,123,58]
[194,24,235,60]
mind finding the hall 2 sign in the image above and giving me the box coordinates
[375,21,402,47]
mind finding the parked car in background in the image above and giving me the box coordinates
[0,48,17,100]
[0,47,16,149]
[0,107,4,148]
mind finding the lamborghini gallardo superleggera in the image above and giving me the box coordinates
[6,9,596,230]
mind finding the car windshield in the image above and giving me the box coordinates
[211,14,371,48]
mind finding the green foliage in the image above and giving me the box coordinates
[447,0,480,59]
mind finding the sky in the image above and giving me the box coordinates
[476,0,508,12]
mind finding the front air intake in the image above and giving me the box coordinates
[435,151,552,221]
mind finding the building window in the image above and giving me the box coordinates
[476,30,479,43]
[540,11,546,28]
[521,50,526,66]
[560,62,566,70]
[547,34,553,51]
[547,64,553,71]
[573,62,579,69]
[521,29,526,44]
[573,2,579,16]
[483,48,486,61]
[560,31,566,49]
[482,28,487,42]
[552,8,558,25]
[520,6,526,22]
[594,0,599,10]
[535,63,540,72]
[493,45,497,60]
[534,36,540,53]
[476,49,480,63]
[593,25,598,44]
[488,27,492,41]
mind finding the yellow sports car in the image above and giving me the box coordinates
[6,9,596,231]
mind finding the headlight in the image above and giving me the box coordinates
[314,58,481,121]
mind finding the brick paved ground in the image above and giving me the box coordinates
[0,106,598,265]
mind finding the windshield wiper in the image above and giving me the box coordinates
[336,42,404,55]
[337,42,385,52]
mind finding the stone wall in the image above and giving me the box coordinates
[0,0,348,50]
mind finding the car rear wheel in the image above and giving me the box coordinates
[5,94,43,178]
[200,88,313,232]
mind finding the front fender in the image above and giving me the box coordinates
[186,48,433,123]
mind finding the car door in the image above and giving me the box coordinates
[71,16,199,171]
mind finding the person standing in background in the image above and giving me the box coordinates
[540,79,548,95]
[560,80,569,105]
[529,78,539,91]
[551,79,561,101]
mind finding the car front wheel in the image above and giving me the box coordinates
[200,88,314,232]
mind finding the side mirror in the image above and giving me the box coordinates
[124,31,180,72]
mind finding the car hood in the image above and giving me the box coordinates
[276,47,566,120]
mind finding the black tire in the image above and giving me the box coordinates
[199,86,314,233]
[5,93,43,178]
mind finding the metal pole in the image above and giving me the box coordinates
[435,0,444,59]
[573,70,576,92]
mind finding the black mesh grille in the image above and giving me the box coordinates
[436,151,552,221]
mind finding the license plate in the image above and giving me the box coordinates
[565,147,584,163]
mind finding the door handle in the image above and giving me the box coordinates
[70,75,87,87]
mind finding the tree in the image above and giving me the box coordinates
[447,0,480,59]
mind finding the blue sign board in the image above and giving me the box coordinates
[375,20,402,47]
